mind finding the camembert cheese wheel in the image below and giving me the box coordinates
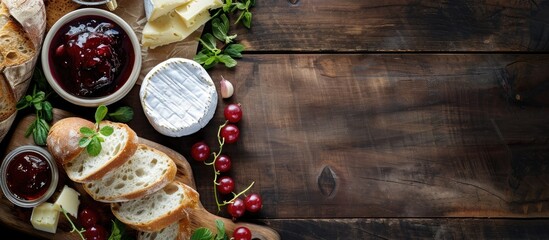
[140,58,217,137]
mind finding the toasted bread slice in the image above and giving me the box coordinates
[111,181,199,232]
[64,120,138,182]
[83,144,177,203]
[0,2,36,68]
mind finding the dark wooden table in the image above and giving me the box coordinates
[3,0,549,239]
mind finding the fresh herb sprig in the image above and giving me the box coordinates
[191,219,228,240]
[79,105,114,156]
[16,68,54,146]
[106,106,134,123]
[194,0,254,69]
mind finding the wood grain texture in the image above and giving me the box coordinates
[230,0,549,52]
[1,110,279,239]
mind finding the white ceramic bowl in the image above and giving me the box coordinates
[41,8,141,107]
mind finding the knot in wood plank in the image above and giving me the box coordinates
[318,166,337,197]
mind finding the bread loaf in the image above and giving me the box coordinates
[47,117,95,165]
[64,120,139,182]
[0,0,45,143]
[83,144,177,203]
[111,181,200,232]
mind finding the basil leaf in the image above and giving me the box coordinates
[235,2,246,10]
[95,105,108,123]
[108,106,134,123]
[33,120,49,146]
[108,219,125,240]
[212,18,227,42]
[224,44,244,58]
[34,102,43,111]
[87,137,102,156]
[24,120,36,137]
[100,126,114,136]
[202,33,217,50]
[191,228,214,240]
[223,0,232,12]
[205,56,218,66]
[32,91,45,103]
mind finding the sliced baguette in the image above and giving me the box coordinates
[111,181,199,232]
[137,211,192,240]
[47,117,95,165]
[64,120,138,183]
[83,144,177,203]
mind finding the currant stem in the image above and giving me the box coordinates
[221,181,255,206]
[61,207,85,240]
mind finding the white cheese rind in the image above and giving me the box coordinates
[144,0,190,21]
[140,58,217,137]
[53,185,80,218]
[30,202,61,234]
[175,0,223,28]
[142,10,211,49]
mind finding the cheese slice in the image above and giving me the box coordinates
[53,185,80,218]
[140,58,217,137]
[142,10,211,49]
[30,202,61,234]
[144,0,190,21]
[175,0,223,28]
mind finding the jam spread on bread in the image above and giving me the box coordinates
[50,16,134,97]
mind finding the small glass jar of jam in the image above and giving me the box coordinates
[1,145,59,208]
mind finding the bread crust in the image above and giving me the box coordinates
[47,117,94,165]
[70,120,139,182]
[83,144,178,202]
[111,181,200,232]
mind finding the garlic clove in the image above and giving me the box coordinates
[220,76,234,99]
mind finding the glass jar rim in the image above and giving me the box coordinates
[0,145,59,208]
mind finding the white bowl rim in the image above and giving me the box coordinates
[41,8,142,107]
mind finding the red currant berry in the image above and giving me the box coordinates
[233,226,252,240]
[217,176,235,195]
[227,198,246,220]
[224,103,243,123]
[220,124,240,144]
[244,193,263,213]
[79,207,99,228]
[191,141,210,161]
[214,154,232,172]
[84,225,108,240]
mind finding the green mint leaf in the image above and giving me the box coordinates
[243,11,252,28]
[205,56,218,66]
[212,18,228,43]
[194,52,211,64]
[33,119,49,146]
[34,102,42,111]
[100,126,114,136]
[87,137,102,156]
[223,0,232,12]
[224,44,244,58]
[108,106,134,123]
[80,127,95,137]
[43,101,53,122]
[31,91,45,103]
[201,33,218,51]
[16,97,30,110]
[218,55,237,68]
[191,228,214,240]
[235,2,246,10]
[108,219,125,240]
[221,14,230,33]
[79,137,92,148]
[95,105,108,123]
[24,120,36,137]
[214,219,226,240]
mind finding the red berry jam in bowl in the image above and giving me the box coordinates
[42,8,141,107]
[1,146,59,208]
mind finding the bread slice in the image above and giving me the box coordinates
[64,120,138,183]
[0,2,36,67]
[83,144,177,203]
[137,212,192,240]
[47,117,95,165]
[111,181,199,232]
[0,73,15,121]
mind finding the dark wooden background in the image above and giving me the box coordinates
[3,0,549,239]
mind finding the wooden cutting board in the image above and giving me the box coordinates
[1,109,280,239]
